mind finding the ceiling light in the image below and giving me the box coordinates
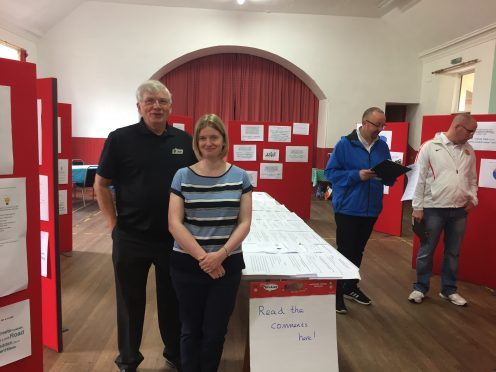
[237,0,246,5]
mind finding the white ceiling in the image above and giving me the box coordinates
[0,0,420,39]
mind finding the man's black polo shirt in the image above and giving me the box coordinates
[98,119,197,240]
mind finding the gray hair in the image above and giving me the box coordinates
[362,107,384,121]
[136,80,172,103]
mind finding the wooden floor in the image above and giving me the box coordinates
[44,196,496,372]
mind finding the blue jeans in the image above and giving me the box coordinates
[414,208,468,296]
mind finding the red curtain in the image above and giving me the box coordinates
[160,53,319,163]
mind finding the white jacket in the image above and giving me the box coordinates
[413,132,478,210]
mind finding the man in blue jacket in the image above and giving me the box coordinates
[325,107,393,314]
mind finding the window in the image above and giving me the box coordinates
[457,71,474,112]
[0,40,22,61]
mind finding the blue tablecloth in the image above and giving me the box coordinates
[72,165,97,184]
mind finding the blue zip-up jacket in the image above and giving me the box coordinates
[325,129,393,217]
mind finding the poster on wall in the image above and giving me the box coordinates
[478,158,496,189]
[58,190,67,215]
[0,299,32,367]
[40,231,49,278]
[262,149,279,162]
[0,178,28,297]
[379,130,392,149]
[293,123,309,135]
[268,126,291,143]
[260,163,283,180]
[469,122,496,151]
[37,99,42,165]
[246,171,258,187]
[285,146,309,163]
[172,123,185,131]
[58,159,68,185]
[57,116,62,154]
[39,175,49,222]
[241,125,264,142]
[0,85,14,175]
[234,145,257,161]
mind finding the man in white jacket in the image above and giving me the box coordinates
[408,113,478,306]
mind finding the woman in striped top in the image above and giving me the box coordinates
[168,113,252,372]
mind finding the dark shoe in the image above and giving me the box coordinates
[165,356,181,370]
[120,369,137,372]
[335,296,348,314]
[344,287,371,305]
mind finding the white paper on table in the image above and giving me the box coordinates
[262,148,279,161]
[37,99,42,165]
[384,185,389,195]
[285,146,309,163]
[478,158,496,188]
[268,126,291,143]
[172,123,185,131]
[57,116,62,154]
[58,159,69,184]
[242,254,315,277]
[469,122,496,151]
[241,124,264,142]
[0,85,14,175]
[246,170,257,188]
[58,189,67,215]
[0,299,32,367]
[234,145,257,161]
[260,163,283,180]
[0,177,27,241]
[40,231,49,277]
[39,175,49,221]
[293,122,310,135]
[401,164,418,201]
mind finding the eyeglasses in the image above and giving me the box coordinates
[365,120,386,129]
[460,125,476,134]
[142,98,171,107]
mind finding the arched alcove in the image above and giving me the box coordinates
[150,46,326,166]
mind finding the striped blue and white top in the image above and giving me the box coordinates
[170,164,253,255]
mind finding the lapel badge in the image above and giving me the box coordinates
[172,148,184,155]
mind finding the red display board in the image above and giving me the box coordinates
[169,114,193,135]
[412,115,496,288]
[37,78,63,352]
[374,122,409,236]
[58,103,72,253]
[0,58,43,371]
[228,121,313,219]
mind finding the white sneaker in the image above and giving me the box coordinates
[408,290,424,304]
[439,292,467,306]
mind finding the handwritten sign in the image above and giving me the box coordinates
[263,148,279,161]
[249,280,338,372]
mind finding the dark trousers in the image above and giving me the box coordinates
[171,267,242,372]
[112,228,180,370]
[335,213,377,295]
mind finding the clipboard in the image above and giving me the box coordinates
[371,159,410,182]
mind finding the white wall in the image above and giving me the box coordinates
[36,1,420,146]
[0,26,37,63]
[410,30,496,148]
